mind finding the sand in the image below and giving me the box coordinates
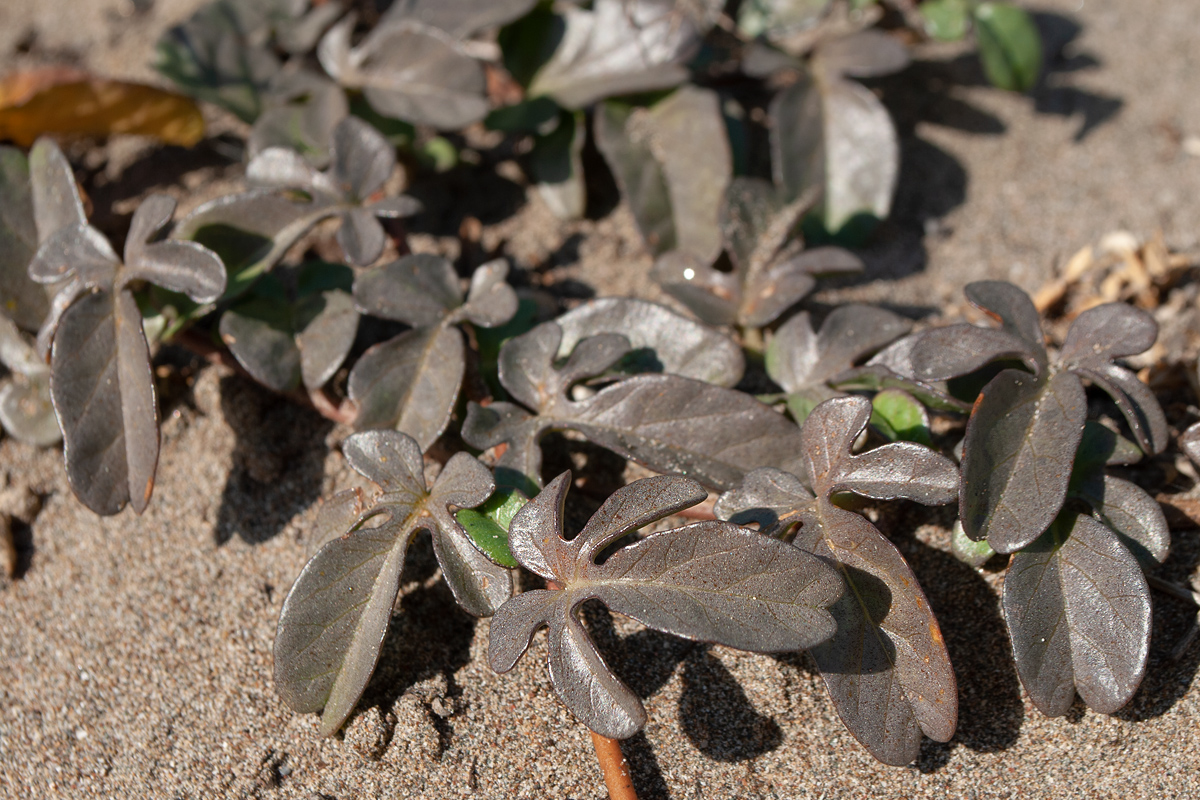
[2,0,1200,798]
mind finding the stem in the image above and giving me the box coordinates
[545,580,640,800]
[590,731,638,800]
[171,329,357,426]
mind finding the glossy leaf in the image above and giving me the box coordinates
[318,15,488,129]
[527,0,712,110]
[960,369,1086,553]
[594,87,731,260]
[974,2,1042,92]
[555,297,744,387]
[247,68,349,167]
[381,0,538,37]
[1059,303,1166,456]
[1181,423,1200,469]
[1068,423,1168,569]
[27,183,225,515]
[247,116,421,266]
[275,430,511,735]
[489,472,841,739]
[219,264,359,392]
[770,32,909,232]
[765,304,910,421]
[348,325,464,450]
[456,488,527,569]
[716,396,959,765]
[349,256,516,449]
[1002,511,1150,716]
[463,322,808,491]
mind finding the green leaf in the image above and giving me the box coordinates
[486,96,562,133]
[456,488,528,568]
[974,2,1042,92]
[499,2,563,88]
[951,518,995,567]
[418,137,459,172]
[870,388,932,446]
[920,0,970,41]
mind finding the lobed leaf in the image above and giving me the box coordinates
[465,322,808,491]
[275,430,509,735]
[490,472,840,739]
[1002,512,1150,716]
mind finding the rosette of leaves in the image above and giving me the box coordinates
[274,430,512,736]
[155,0,340,123]
[317,13,489,129]
[0,315,59,447]
[247,115,421,266]
[910,280,1167,553]
[594,86,731,257]
[764,303,911,423]
[521,0,718,111]
[462,321,808,493]
[488,471,842,739]
[652,177,862,329]
[28,191,225,515]
[218,261,358,393]
[716,395,960,765]
[349,254,518,450]
[555,297,744,387]
[768,30,910,236]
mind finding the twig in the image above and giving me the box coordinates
[545,579,639,800]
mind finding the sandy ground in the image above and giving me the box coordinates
[2,0,1200,798]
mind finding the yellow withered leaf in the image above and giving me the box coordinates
[0,69,204,147]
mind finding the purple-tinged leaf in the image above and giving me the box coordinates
[818,30,910,79]
[318,16,488,129]
[960,369,1086,552]
[741,246,862,329]
[460,259,519,329]
[1182,422,1200,469]
[490,472,840,739]
[556,297,744,387]
[329,115,393,201]
[123,195,226,304]
[467,322,806,490]
[801,396,958,504]
[650,250,738,326]
[381,0,537,38]
[29,137,87,241]
[963,280,1047,365]
[275,431,509,735]
[354,253,462,327]
[1060,302,1157,363]
[50,289,158,515]
[1002,511,1151,716]
[797,507,957,765]
[528,0,710,110]
[348,325,464,451]
[716,398,959,766]
[248,68,349,168]
[766,305,910,395]
[909,324,1038,382]
[594,87,732,260]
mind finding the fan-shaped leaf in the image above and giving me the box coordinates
[275,431,509,735]
[490,472,840,739]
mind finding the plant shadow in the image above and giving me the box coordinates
[213,374,333,545]
[879,507,1025,771]
[1115,527,1200,722]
